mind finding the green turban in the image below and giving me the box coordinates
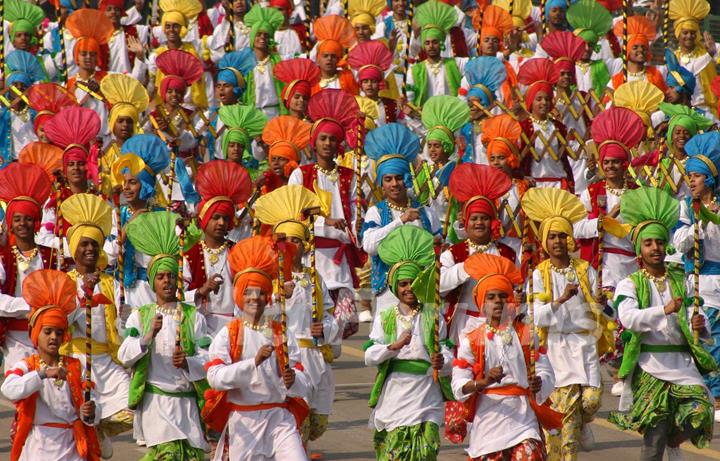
[660,102,713,144]
[620,187,679,255]
[421,96,470,154]
[378,226,435,296]
[126,211,181,290]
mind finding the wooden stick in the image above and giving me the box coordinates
[114,192,125,313]
[226,7,235,53]
[57,7,68,84]
[433,255,441,383]
[175,219,186,349]
[401,2,414,98]
[622,0,628,83]
[54,176,64,270]
[662,0,670,48]
[277,237,290,370]
[692,199,701,345]
[596,194,607,301]
[304,0,313,51]
[82,276,95,421]
[354,119,364,237]
[303,208,322,346]
[0,0,4,82]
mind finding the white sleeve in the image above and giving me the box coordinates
[364,313,400,366]
[439,248,469,296]
[615,278,669,333]
[361,206,404,255]
[206,326,256,390]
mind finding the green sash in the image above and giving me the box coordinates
[410,58,461,107]
[367,306,454,408]
[127,303,210,410]
[616,271,717,379]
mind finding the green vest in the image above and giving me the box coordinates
[410,58,461,107]
[589,60,610,97]
[127,303,210,410]
[244,54,287,115]
[366,305,454,408]
[616,271,717,379]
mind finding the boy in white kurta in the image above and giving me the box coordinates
[451,253,559,460]
[1,269,100,461]
[120,211,210,460]
[609,186,716,461]
[365,225,454,461]
[206,235,309,461]
[522,188,614,461]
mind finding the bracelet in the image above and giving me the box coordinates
[38,369,46,379]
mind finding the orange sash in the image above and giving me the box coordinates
[483,385,563,430]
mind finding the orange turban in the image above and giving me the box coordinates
[464,253,523,313]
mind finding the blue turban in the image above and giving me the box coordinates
[6,50,45,87]
[545,0,573,17]
[365,123,420,186]
[464,57,506,107]
[665,48,696,96]
[121,134,172,201]
[217,48,257,99]
[685,132,720,189]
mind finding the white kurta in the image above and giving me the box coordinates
[405,58,468,103]
[615,275,709,410]
[365,309,453,431]
[452,327,555,457]
[118,305,209,450]
[1,359,100,461]
[9,111,37,160]
[184,245,235,336]
[288,167,358,291]
[0,251,40,373]
[67,275,129,419]
[107,28,148,82]
[275,28,303,60]
[285,269,340,414]
[533,265,601,388]
[574,188,638,289]
[673,199,720,308]
[206,324,309,461]
[253,62,280,118]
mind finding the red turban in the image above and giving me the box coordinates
[269,0,292,11]
[310,119,345,151]
[463,196,496,223]
[7,198,42,232]
[525,81,554,111]
[357,65,383,84]
[198,198,235,230]
[160,76,188,102]
[99,0,125,11]
[281,80,312,108]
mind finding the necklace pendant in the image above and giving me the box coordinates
[209,254,219,265]
[680,55,690,65]
[327,171,338,183]
[18,260,29,272]
[565,271,577,283]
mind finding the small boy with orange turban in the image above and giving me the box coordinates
[1,269,100,461]
[311,15,359,95]
[205,236,310,460]
[609,16,667,93]
[451,253,560,460]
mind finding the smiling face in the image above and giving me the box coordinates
[242,286,268,321]
[671,126,691,152]
[679,28,696,51]
[531,91,552,118]
[74,237,99,269]
[640,237,666,267]
[381,174,407,204]
[122,176,142,203]
[629,43,647,64]
[104,4,123,27]
[164,21,182,43]
[164,87,183,108]
[354,24,372,42]
[288,92,309,114]
[688,172,708,199]
[66,160,88,187]
[465,212,492,244]
[602,158,625,182]
[396,279,418,306]
[426,140,447,164]
[11,213,36,241]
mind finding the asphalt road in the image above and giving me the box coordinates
[2,323,720,460]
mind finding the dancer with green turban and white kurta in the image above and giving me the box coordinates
[218,104,269,181]
[364,225,454,461]
[610,186,717,461]
[119,211,210,460]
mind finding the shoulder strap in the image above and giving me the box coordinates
[227,318,244,363]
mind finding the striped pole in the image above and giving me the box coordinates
[540,0,546,36]
[308,213,320,346]
[523,217,536,379]
[83,276,94,419]
[401,2,414,97]
[662,0,670,48]
[114,192,125,313]
[55,179,64,270]
[58,7,68,84]
[622,0,628,83]
[277,239,290,370]
[0,0,4,83]
[432,255,441,383]
[226,8,235,52]
[596,194,606,301]
[354,118,364,237]
[692,200,701,344]
[304,0,313,51]
[175,220,185,350]
[475,7,484,56]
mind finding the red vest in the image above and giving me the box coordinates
[299,164,355,226]
[381,97,398,124]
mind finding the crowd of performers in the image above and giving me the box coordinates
[1,0,720,459]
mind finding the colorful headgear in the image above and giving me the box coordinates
[49,0,82,13]
[196,160,252,230]
[126,211,182,289]
[101,73,149,131]
[378,225,436,296]
[0,163,52,232]
[348,40,393,86]
[421,95,470,154]
[664,48,696,96]
[460,57,506,107]
[275,58,321,109]
[473,5,513,47]
[621,186,679,254]
[518,58,558,109]
[228,236,280,309]
[218,104,268,161]
[26,83,78,134]
[159,0,202,37]
[269,0,293,12]
[308,89,360,150]
[613,15,656,60]
[660,102,712,144]
[591,106,645,164]
[18,142,64,182]
[685,131,720,189]
[43,106,101,175]
[449,163,512,238]
[5,50,46,87]
[669,0,709,42]
[365,123,420,186]
[521,188,587,253]
[493,0,532,28]
[314,15,356,59]
[116,134,171,201]
[254,184,325,242]
[544,0,575,18]
[348,0,386,33]
[541,30,585,76]
[613,80,663,132]
[464,253,523,311]
[65,8,113,68]
[6,0,44,41]
[60,193,112,263]
[24,270,77,347]
[262,115,311,176]
[98,0,126,11]
[245,4,284,47]
[567,0,612,47]
[481,114,522,169]
[156,49,204,101]
[217,48,257,99]
[416,0,457,43]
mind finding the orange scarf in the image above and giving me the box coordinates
[12,355,100,461]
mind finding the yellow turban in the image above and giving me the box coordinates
[521,188,586,254]
[253,185,326,246]
[669,0,710,41]
[60,193,112,263]
[348,0,385,32]
[160,0,202,37]
[101,73,149,132]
